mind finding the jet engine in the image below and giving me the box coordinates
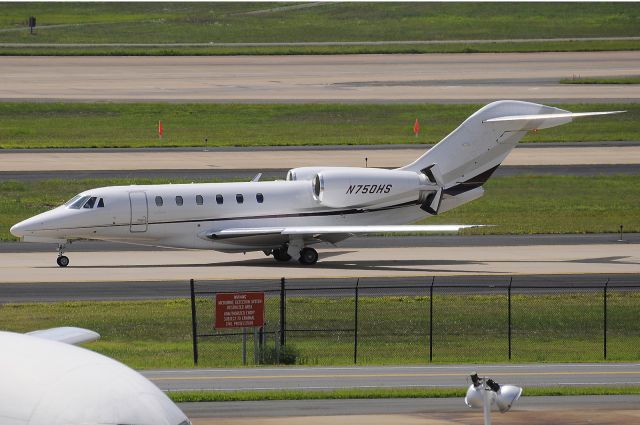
[311,168,432,208]
[287,167,348,181]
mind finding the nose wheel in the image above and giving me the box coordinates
[57,242,69,267]
[56,255,70,267]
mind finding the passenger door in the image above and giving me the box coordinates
[129,192,148,232]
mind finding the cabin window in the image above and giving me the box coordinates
[97,198,104,208]
[83,197,97,209]
[236,194,244,204]
[155,196,163,207]
[68,195,90,209]
[176,196,183,206]
[196,195,203,205]
[256,193,264,203]
[216,194,223,205]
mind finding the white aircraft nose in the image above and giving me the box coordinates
[10,212,52,238]
[10,220,29,238]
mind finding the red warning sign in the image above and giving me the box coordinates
[215,292,265,329]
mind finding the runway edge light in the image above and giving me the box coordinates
[464,372,523,425]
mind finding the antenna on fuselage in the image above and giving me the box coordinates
[251,173,262,182]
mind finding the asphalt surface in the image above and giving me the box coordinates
[179,395,640,420]
[2,234,637,253]
[1,164,637,182]
[3,141,639,153]
[0,271,637,303]
[147,364,640,393]
[2,145,638,172]
[2,52,639,102]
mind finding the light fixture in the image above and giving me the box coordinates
[465,372,523,425]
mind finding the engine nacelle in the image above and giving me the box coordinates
[287,167,350,181]
[312,168,429,208]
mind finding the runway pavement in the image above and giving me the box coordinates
[0,243,638,284]
[146,364,640,392]
[1,52,639,102]
[1,164,637,182]
[182,396,640,424]
[1,144,639,172]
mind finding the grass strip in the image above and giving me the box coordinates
[2,175,639,241]
[168,386,640,403]
[1,103,638,149]
[560,76,640,84]
[1,293,638,369]
[1,3,638,49]
[2,40,640,56]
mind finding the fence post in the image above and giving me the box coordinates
[280,277,286,348]
[508,276,512,361]
[604,278,609,360]
[354,278,359,364]
[429,276,434,363]
[189,278,198,366]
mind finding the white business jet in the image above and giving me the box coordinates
[11,101,621,267]
[0,327,190,425]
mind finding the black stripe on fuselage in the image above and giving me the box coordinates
[443,165,499,196]
[151,199,420,226]
[47,199,422,232]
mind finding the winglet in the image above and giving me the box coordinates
[27,327,100,345]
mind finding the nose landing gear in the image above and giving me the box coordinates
[57,243,69,267]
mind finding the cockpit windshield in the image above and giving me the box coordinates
[67,195,90,209]
[65,194,105,209]
[64,195,83,207]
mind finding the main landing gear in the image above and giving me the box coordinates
[271,245,318,265]
[57,242,69,267]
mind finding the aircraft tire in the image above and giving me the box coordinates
[57,255,70,267]
[273,248,292,262]
[298,247,318,265]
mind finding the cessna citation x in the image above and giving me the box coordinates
[11,101,621,267]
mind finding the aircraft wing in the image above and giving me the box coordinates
[26,327,100,345]
[203,224,482,239]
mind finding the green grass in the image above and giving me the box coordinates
[0,291,638,369]
[2,175,639,242]
[168,386,640,402]
[561,76,640,84]
[1,103,638,149]
[422,174,640,235]
[2,39,640,56]
[0,3,638,55]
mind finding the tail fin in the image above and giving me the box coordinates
[400,100,623,195]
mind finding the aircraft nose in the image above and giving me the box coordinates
[10,220,28,238]
[10,213,49,238]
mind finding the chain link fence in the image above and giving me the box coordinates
[189,276,640,367]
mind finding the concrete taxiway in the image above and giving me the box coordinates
[183,396,640,425]
[1,163,639,182]
[1,145,639,172]
[1,52,639,102]
[146,364,640,392]
[0,243,638,284]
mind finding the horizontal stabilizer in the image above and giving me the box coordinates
[27,327,100,345]
[484,111,624,130]
[203,225,482,239]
